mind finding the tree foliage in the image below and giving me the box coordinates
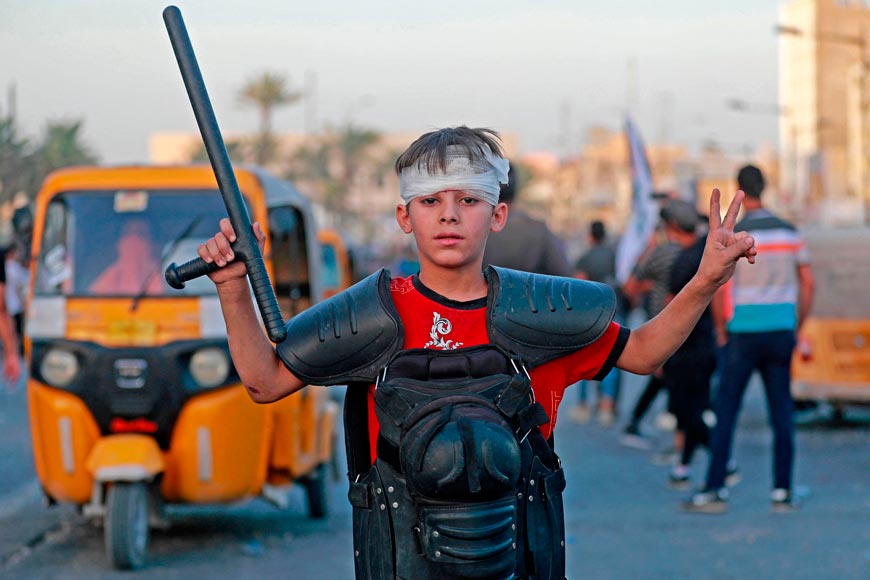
[238,72,302,165]
[33,120,99,179]
[285,124,390,221]
[0,117,34,203]
[0,116,98,203]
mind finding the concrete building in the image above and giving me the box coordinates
[779,0,870,223]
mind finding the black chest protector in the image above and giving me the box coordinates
[276,266,616,580]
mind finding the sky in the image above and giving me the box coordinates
[1,0,785,164]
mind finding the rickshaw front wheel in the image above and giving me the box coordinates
[105,482,150,570]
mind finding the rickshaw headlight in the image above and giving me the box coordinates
[40,349,79,388]
[190,347,230,389]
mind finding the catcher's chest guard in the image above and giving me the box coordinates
[275,265,616,384]
[349,345,567,580]
[273,266,615,579]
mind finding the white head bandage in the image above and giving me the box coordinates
[399,145,510,206]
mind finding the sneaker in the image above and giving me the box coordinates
[667,473,692,491]
[569,404,591,424]
[725,462,741,488]
[655,412,677,432]
[651,447,680,466]
[702,409,717,428]
[597,407,615,427]
[770,488,799,513]
[680,489,729,514]
[620,425,653,450]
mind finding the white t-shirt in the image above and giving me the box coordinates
[5,258,29,316]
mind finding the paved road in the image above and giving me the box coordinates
[2,370,867,579]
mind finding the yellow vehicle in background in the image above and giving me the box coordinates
[792,228,870,418]
[26,165,338,569]
[317,228,355,298]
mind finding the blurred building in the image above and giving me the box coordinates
[779,0,870,224]
[150,125,778,255]
[517,125,779,256]
[148,128,518,247]
[518,127,691,238]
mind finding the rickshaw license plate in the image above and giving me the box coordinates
[114,359,148,389]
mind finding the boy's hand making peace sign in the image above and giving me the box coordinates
[697,189,757,290]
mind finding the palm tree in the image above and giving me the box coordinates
[31,120,99,189]
[285,124,384,225]
[35,120,98,170]
[0,116,31,202]
[238,72,301,165]
[335,125,380,187]
[0,117,99,202]
[191,140,244,164]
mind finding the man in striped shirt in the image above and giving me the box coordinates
[683,165,815,514]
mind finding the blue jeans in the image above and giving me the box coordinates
[577,368,619,404]
[705,331,796,491]
[577,308,625,406]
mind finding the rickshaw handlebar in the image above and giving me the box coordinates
[162,5,287,344]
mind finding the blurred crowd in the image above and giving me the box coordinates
[482,163,814,515]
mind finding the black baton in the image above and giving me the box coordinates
[162,5,286,343]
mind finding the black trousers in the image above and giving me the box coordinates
[664,347,716,466]
[628,372,667,425]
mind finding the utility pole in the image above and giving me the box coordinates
[558,98,572,160]
[5,82,16,125]
[303,70,318,136]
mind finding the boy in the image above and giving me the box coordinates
[197,127,756,579]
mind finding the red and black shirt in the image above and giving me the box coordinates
[363,274,630,461]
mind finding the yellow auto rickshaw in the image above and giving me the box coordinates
[317,228,354,299]
[25,165,338,570]
[792,227,870,418]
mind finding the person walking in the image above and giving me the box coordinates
[4,243,28,350]
[656,200,717,489]
[619,223,681,449]
[682,165,814,514]
[570,220,623,425]
[482,167,572,277]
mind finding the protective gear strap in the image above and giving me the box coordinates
[275,269,403,385]
[487,266,617,366]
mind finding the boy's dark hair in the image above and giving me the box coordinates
[737,164,765,199]
[395,126,505,175]
[589,220,606,242]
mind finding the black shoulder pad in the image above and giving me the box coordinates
[276,269,403,385]
[486,266,616,367]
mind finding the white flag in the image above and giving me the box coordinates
[616,117,659,285]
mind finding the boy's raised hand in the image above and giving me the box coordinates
[697,189,757,289]
[197,218,267,286]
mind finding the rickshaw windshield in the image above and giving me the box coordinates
[35,189,232,297]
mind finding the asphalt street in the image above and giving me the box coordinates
[1,367,868,579]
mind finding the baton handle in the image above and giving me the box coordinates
[162,5,286,343]
[165,256,220,289]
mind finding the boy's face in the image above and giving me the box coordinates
[396,190,507,271]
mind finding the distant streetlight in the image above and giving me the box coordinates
[725,98,789,117]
